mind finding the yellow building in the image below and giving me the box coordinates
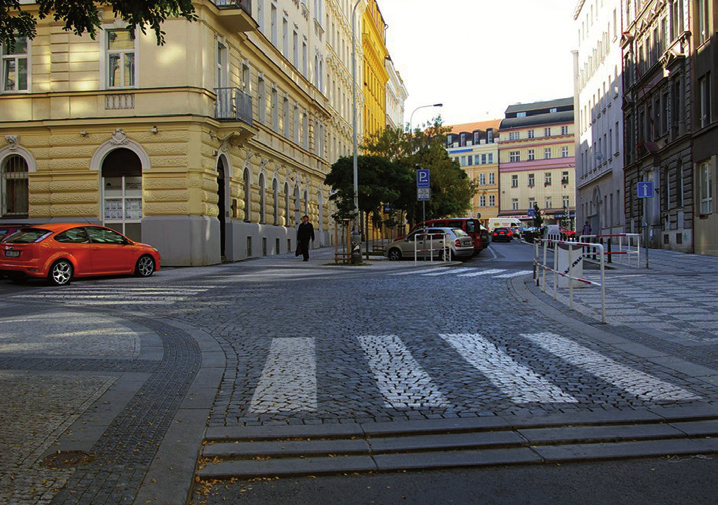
[446,121,501,224]
[0,0,338,266]
[498,98,576,227]
[361,0,388,137]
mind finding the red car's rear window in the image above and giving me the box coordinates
[3,228,52,244]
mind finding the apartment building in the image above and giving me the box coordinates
[621,0,695,252]
[498,98,577,227]
[573,0,625,236]
[446,121,501,223]
[385,56,408,129]
[0,0,378,266]
[361,0,389,137]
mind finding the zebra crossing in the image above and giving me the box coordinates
[9,285,211,305]
[390,267,533,279]
[245,332,700,415]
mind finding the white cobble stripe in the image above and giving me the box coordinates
[358,335,449,409]
[249,337,317,413]
[440,333,578,403]
[522,332,701,402]
[456,269,506,277]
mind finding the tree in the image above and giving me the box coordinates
[0,0,197,48]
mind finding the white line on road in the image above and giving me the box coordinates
[456,269,505,277]
[493,270,534,278]
[522,332,700,402]
[358,335,449,409]
[440,333,577,403]
[250,337,317,413]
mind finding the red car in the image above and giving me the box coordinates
[0,223,160,286]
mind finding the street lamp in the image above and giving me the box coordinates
[408,103,443,132]
[351,0,362,256]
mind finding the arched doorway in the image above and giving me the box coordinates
[101,148,142,241]
[217,157,227,258]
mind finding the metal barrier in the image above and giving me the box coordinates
[533,238,606,324]
[414,232,451,264]
[579,233,641,268]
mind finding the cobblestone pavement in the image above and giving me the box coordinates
[1,244,717,504]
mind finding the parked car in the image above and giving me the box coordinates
[385,227,474,261]
[479,224,490,248]
[491,227,513,242]
[0,223,161,286]
[411,218,485,253]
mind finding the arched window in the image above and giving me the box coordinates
[272,178,279,225]
[243,167,251,222]
[284,182,290,226]
[304,189,309,216]
[2,154,28,217]
[258,173,266,223]
[101,148,142,240]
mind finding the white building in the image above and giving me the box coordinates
[573,0,625,235]
[385,56,408,129]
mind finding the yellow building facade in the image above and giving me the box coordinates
[361,0,388,138]
[0,1,341,266]
[498,99,576,227]
[446,121,501,224]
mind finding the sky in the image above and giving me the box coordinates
[379,0,578,128]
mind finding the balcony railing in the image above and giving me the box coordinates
[215,87,253,125]
[213,0,251,15]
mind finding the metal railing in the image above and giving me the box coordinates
[213,0,252,14]
[579,233,641,268]
[534,238,607,324]
[214,87,253,125]
[414,232,451,264]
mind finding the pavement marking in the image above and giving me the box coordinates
[358,335,450,409]
[456,268,506,277]
[440,333,578,403]
[493,270,534,278]
[421,268,462,277]
[388,266,452,276]
[522,332,701,402]
[249,337,317,413]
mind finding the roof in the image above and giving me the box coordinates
[500,110,574,130]
[446,119,502,135]
[504,97,573,115]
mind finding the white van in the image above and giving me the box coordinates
[488,217,522,231]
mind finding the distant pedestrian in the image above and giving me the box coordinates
[296,215,315,261]
[582,221,592,236]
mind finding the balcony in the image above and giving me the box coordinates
[213,0,255,33]
[215,87,257,143]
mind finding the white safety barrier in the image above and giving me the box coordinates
[414,232,451,264]
[579,233,641,268]
[533,238,606,324]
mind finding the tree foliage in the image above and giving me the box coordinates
[0,0,197,48]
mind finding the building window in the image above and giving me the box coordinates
[509,132,520,140]
[1,36,28,92]
[545,197,552,209]
[1,154,29,217]
[544,127,551,137]
[487,129,494,143]
[545,173,552,186]
[544,148,552,159]
[243,168,251,221]
[528,149,535,161]
[528,173,535,187]
[258,173,266,223]
[479,195,486,207]
[561,147,569,158]
[562,171,569,185]
[561,126,569,135]
[511,174,518,187]
[105,29,135,88]
[699,160,713,214]
[699,73,711,129]
[489,172,495,185]
[479,173,486,185]
[488,153,494,164]
[562,196,570,208]
[512,198,519,210]
[273,178,279,225]
[271,87,279,131]
[258,76,266,123]
[697,0,711,45]
[489,194,495,206]
[509,151,520,162]
[528,129,535,139]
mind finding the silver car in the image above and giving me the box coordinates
[385,227,474,261]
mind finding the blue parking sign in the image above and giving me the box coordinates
[637,181,654,198]
[416,169,430,188]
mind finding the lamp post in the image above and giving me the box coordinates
[408,103,443,132]
[351,0,362,259]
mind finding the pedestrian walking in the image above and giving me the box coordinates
[296,215,315,261]
[582,221,592,236]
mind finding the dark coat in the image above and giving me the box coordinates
[297,221,315,243]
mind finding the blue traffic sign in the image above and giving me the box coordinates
[637,181,654,198]
[416,169,430,188]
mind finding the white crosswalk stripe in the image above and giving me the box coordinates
[493,270,534,278]
[242,333,699,414]
[522,332,700,402]
[390,267,533,279]
[11,286,210,305]
[250,337,317,413]
[440,333,577,403]
[457,268,506,278]
[358,335,449,408]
